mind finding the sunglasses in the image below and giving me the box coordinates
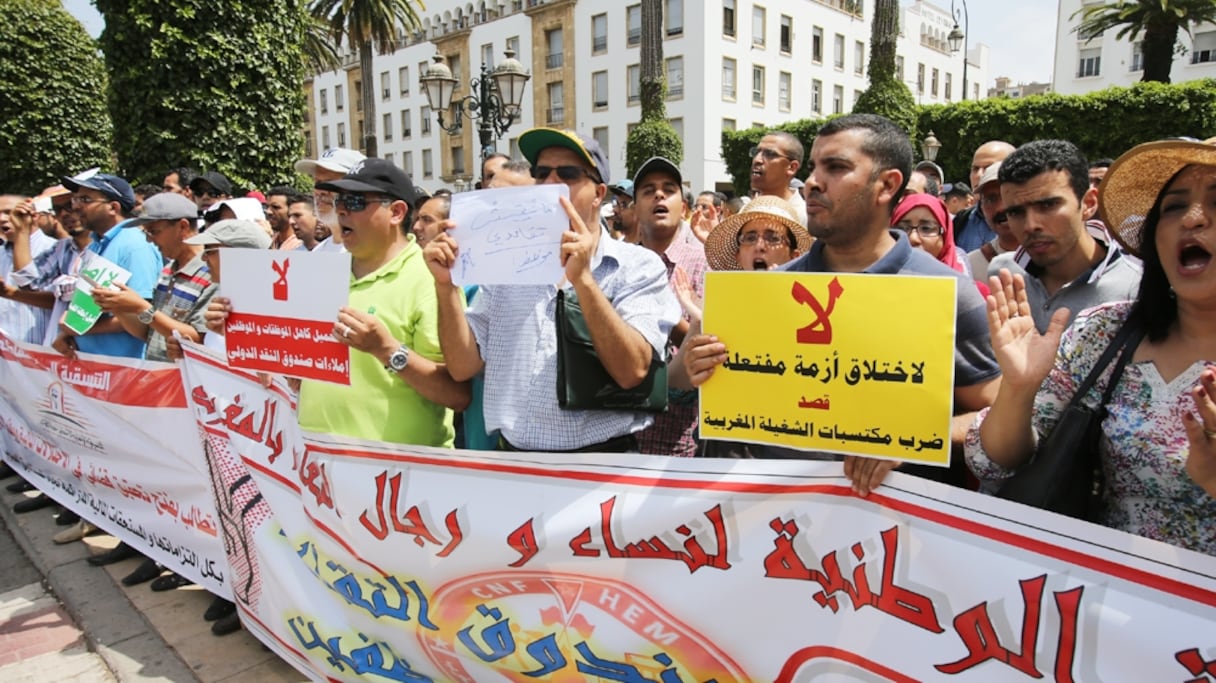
[531,165,600,183]
[195,188,226,198]
[749,146,796,163]
[336,193,393,212]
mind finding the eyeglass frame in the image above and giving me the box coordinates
[531,165,602,184]
[737,228,791,247]
[895,222,944,238]
[748,145,798,163]
[335,193,395,213]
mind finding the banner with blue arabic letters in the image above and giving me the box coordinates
[177,342,1216,682]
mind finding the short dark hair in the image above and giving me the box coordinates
[998,140,1089,203]
[267,185,302,200]
[165,167,197,186]
[502,159,531,174]
[1089,158,1113,169]
[816,113,913,211]
[133,184,162,198]
[767,131,805,164]
[288,195,315,211]
[697,191,725,208]
[1127,168,1182,342]
[420,193,451,219]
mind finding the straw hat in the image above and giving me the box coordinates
[704,194,812,271]
[1099,136,1216,257]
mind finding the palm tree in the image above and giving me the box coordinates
[1073,0,1216,83]
[303,14,342,74]
[310,0,423,157]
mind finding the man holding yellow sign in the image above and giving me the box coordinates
[677,114,1001,496]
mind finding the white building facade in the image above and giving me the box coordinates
[306,0,988,196]
[1052,0,1216,96]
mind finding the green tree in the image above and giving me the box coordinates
[96,0,309,188]
[1074,0,1216,84]
[311,0,422,158]
[625,0,682,179]
[0,0,112,194]
[853,0,917,137]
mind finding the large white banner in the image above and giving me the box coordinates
[178,341,1216,683]
[0,332,228,596]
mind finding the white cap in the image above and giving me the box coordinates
[204,197,264,222]
[294,148,367,176]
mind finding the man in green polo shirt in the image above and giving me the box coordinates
[310,159,469,446]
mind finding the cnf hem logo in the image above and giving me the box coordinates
[272,259,290,301]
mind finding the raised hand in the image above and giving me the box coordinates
[423,219,459,286]
[671,265,703,324]
[1183,366,1216,497]
[986,269,1070,392]
[558,196,596,287]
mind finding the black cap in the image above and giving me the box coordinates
[189,171,233,196]
[633,157,682,188]
[314,158,416,204]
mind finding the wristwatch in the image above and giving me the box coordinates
[137,306,156,325]
[385,344,410,372]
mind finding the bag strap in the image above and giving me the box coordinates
[1072,319,1143,409]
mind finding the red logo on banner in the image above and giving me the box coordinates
[272,259,289,301]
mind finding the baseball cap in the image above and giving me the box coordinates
[519,128,611,185]
[633,157,682,188]
[189,171,234,196]
[609,179,634,199]
[977,161,1003,190]
[128,193,200,226]
[294,147,367,176]
[185,219,272,250]
[204,197,265,222]
[942,181,972,197]
[314,158,416,204]
[915,160,945,181]
[60,171,137,213]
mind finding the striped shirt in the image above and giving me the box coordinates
[145,253,216,362]
[467,229,680,451]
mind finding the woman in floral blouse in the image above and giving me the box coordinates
[965,137,1216,555]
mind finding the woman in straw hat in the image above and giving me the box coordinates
[965,137,1216,554]
[703,194,812,272]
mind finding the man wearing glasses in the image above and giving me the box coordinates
[748,131,808,228]
[423,128,679,453]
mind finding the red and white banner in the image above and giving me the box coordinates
[176,341,1216,683]
[0,332,228,596]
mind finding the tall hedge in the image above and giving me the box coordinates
[96,0,309,189]
[0,0,112,194]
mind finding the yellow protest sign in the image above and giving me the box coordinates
[700,271,957,466]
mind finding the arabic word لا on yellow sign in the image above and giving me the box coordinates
[700,271,957,466]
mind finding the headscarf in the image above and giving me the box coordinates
[891,193,989,297]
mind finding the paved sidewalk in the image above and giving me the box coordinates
[0,484,306,682]
[0,582,115,682]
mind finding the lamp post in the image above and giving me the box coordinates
[420,50,531,160]
[921,131,942,162]
[947,0,969,100]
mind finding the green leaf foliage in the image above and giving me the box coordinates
[625,118,683,181]
[0,0,112,194]
[96,0,310,189]
[721,119,830,198]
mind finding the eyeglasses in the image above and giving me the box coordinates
[531,165,600,183]
[738,230,789,247]
[897,223,943,238]
[70,196,108,207]
[202,247,221,257]
[195,188,225,199]
[749,146,795,163]
[336,193,393,212]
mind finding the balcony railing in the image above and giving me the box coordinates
[546,106,565,124]
[546,53,563,69]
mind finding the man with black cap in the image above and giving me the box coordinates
[423,128,679,453]
[607,179,639,243]
[52,171,162,362]
[188,171,233,214]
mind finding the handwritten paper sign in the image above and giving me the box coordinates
[63,252,131,335]
[220,249,352,384]
[700,271,957,465]
[448,184,570,286]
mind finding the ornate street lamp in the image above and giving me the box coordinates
[921,131,942,162]
[420,50,531,159]
[948,0,969,100]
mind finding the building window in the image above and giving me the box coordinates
[417,61,428,91]
[1131,42,1144,71]
[319,88,328,114]
[722,118,736,131]
[592,13,608,53]
[337,122,346,146]
[382,113,392,141]
[669,117,683,140]
[627,5,641,46]
[834,34,845,69]
[403,151,413,176]
[811,79,822,114]
[593,126,609,154]
[1078,48,1101,77]
[666,0,683,36]
[779,15,792,54]
[420,105,432,135]
[593,70,609,108]
[628,64,641,104]
[481,43,495,69]
[452,147,465,175]
[380,71,390,100]
[335,84,344,111]
[722,57,737,100]
[666,56,684,98]
[752,65,765,104]
[723,0,736,38]
[398,67,409,96]
[812,26,823,64]
[422,149,433,179]
[752,6,766,48]
[321,125,330,149]
[384,152,393,164]
[832,85,843,114]
[353,80,363,112]
[545,81,564,123]
[931,68,939,97]
[401,109,411,139]
[545,28,563,69]
[945,72,953,101]
[778,71,791,111]
[1193,31,1216,64]
[916,63,925,94]
[854,41,864,75]
[304,130,313,157]
[506,36,520,55]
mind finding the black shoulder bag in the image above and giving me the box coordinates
[996,320,1144,521]
[554,288,668,413]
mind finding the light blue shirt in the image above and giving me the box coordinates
[467,230,680,451]
[0,229,57,343]
[75,219,164,359]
